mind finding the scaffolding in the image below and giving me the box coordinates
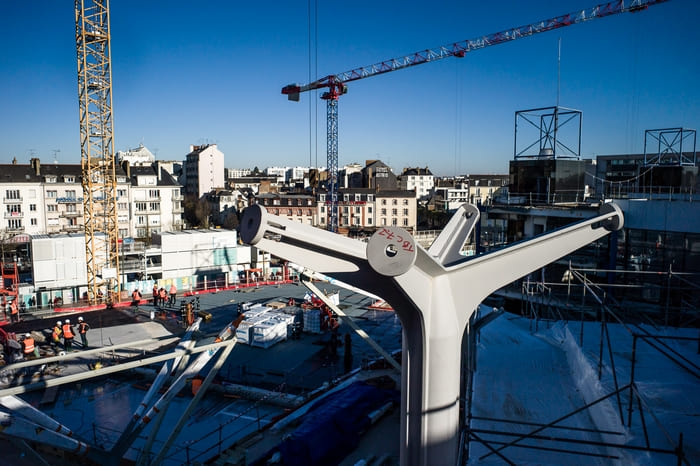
[462,266,699,464]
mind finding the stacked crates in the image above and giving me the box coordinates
[303,308,322,334]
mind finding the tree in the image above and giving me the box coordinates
[222,211,240,230]
[195,198,211,229]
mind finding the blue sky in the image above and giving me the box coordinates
[1,0,698,176]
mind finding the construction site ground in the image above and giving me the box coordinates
[0,283,404,465]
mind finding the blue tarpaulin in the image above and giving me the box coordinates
[278,381,399,466]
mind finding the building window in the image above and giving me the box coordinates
[65,190,76,199]
[403,208,408,215]
[149,189,160,198]
[367,195,373,202]
[355,207,361,214]
[368,206,373,214]
[321,206,325,213]
[29,204,36,211]
[381,208,387,215]
[403,199,409,205]
[47,205,57,212]
[287,209,292,216]
[118,189,127,197]
[6,205,21,214]
[354,217,360,226]
[149,202,159,211]
[381,218,386,226]
[31,218,37,226]
[297,209,302,216]
[5,190,20,200]
[118,202,128,210]
[8,219,22,229]
[136,202,147,212]
[381,199,387,205]
[368,218,373,225]
[319,194,325,202]
[47,190,57,198]
[392,199,398,205]
[343,207,349,214]
[392,218,398,226]
[65,176,75,183]
[392,208,397,215]
[137,216,146,225]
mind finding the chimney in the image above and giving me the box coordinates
[156,161,162,181]
[30,158,40,175]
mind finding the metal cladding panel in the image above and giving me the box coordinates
[163,251,191,270]
[237,246,252,265]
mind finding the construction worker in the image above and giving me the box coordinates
[52,321,63,349]
[152,284,159,307]
[132,289,142,309]
[159,287,167,308]
[62,319,75,352]
[77,316,90,348]
[21,333,36,358]
[9,299,18,323]
[169,283,177,306]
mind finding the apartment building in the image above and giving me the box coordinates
[125,162,184,239]
[375,190,418,233]
[399,167,435,199]
[183,144,225,198]
[0,158,182,240]
[254,192,317,226]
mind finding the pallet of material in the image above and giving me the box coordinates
[303,308,322,334]
[251,319,287,349]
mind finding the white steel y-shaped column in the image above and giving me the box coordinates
[240,202,623,466]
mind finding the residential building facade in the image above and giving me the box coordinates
[399,167,435,199]
[184,144,225,198]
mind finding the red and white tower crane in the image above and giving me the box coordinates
[282,0,668,232]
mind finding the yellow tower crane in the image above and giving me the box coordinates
[75,0,120,305]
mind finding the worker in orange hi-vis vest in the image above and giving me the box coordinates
[10,299,19,323]
[159,288,167,308]
[21,333,35,358]
[169,283,177,306]
[78,316,90,348]
[62,319,76,352]
[132,289,142,310]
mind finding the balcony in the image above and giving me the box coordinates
[63,224,82,232]
[3,197,22,203]
[60,211,81,218]
[4,212,23,219]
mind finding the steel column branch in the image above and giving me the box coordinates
[240,202,623,465]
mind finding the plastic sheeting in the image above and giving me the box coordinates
[278,381,399,466]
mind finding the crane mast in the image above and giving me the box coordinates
[282,0,668,232]
[75,0,120,304]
